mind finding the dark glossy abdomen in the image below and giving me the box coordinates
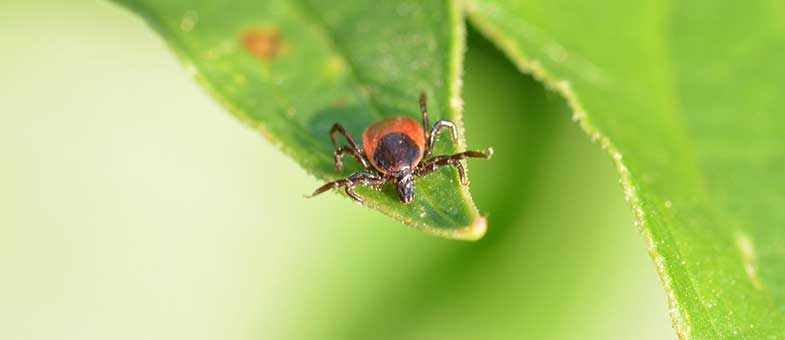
[373,132,421,173]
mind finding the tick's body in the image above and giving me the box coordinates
[309,93,492,204]
[363,117,425,174]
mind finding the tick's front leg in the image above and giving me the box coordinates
[415,149,493,185]
[334,146,368,172]
[307,171,388,203]
[330,123,371,172]
[425,120,458,158]
[418,92,459,158]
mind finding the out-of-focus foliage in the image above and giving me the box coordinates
[466,0,785,338]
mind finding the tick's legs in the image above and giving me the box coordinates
[420,92,430,141]
[307,171,388,203]
[415,149,493,185]
[419,92,459,158]
[330,123,370,172]
[334,146,368,172]
[425,120,458,158]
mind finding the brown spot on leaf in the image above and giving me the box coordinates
[242,27,286,61]
[332,97,347,107]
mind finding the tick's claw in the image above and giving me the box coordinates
[345,187,364,203]
[485,147,494,159]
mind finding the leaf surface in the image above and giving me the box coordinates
[465,0,785,337]
[113,0,487,240]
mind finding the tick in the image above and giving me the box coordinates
[308,92,492,204]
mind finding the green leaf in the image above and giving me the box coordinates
[465,0,785,338]
[111,0,487,240]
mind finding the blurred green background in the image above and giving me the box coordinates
[1,1,673,339]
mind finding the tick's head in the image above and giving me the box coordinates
[393,169,415,204]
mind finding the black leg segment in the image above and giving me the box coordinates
[425,120,458,158]
[415,149,493,185]
[330,123,370,171]
[419,92,459,158]
[419,92,430,144]
[307,171,388,203]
